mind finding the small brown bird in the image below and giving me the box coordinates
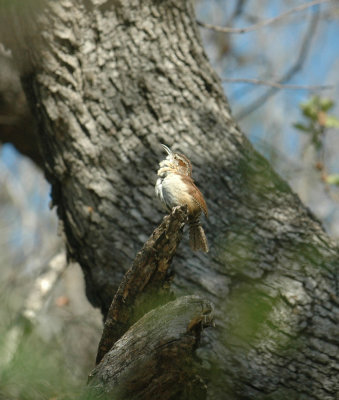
[155,144,208,252]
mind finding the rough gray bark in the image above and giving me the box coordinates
[96,205,187,364]
[92,205,212,399]
[0,0,338,399]
[90,295,213,400]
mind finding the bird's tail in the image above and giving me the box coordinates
[189,216,208,252]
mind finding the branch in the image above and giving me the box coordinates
[92,208,214,399]
[0,251,67,367]
[22,252,67,321]
[96,205,188,364]
[197,0,332,34]
[222,77,333,91]
[89,296,213,400]
[236,9,320,119]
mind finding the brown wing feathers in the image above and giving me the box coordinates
[180,175,208,217]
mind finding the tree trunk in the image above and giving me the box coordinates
[0,0,338,399]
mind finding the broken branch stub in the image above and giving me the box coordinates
[89,295,213,400]
[96,205,188,364]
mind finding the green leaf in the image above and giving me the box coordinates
[324,115,339,128]
[325,174,339,186]
[319,98,334,112]
[293,122,310,132]
[307,96,319,107]
[301,104,317,121]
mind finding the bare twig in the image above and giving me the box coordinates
[236,10,320,120]
[197,0,332,34]
[222,77,333,91]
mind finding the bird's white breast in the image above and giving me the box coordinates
[155,173,191,212]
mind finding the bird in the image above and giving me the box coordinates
[155,144,208,252]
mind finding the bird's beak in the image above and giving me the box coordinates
[161,144,173,156]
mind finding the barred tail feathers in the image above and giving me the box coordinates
[189,217,208,252]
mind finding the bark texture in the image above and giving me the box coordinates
[1,0,338,399]
[96,205,187,364]
[90,295,213,400]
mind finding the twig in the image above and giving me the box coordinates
[197,0,332,34]
[222,77,333,91]
[236,10,320,120]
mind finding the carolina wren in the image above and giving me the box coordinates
[155,144,208,252]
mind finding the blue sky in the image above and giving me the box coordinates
[197,0,339,233]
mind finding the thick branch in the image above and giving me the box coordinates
[89,295,213,400]
[96,205,188,364]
